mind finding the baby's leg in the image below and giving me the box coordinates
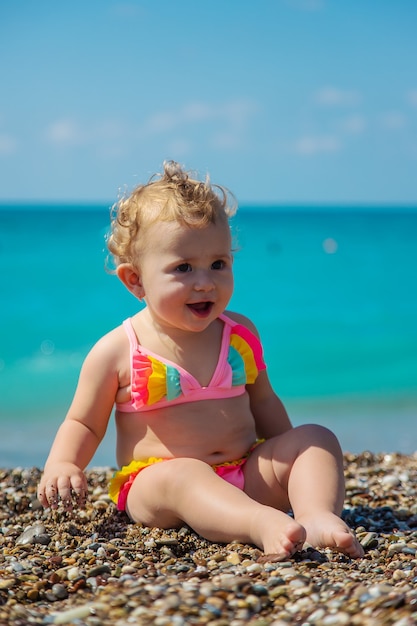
[126,457,306,559]
[243,425,364,558]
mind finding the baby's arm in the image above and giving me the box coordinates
[226,310,293,439]
[38,333,121,510]
[249,369,293,438]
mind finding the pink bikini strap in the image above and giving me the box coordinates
[122,318,138,349]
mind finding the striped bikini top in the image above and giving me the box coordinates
[116,313,266,413]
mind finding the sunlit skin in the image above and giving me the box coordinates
[38,215,364,561]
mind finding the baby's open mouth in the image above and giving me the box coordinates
[187,302,214,315]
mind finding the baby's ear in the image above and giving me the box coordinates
[116,264,144,299]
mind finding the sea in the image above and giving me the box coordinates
[1,205,416,468]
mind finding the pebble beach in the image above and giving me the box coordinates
[1,452,417,626]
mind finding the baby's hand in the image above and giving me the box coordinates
[37,463,88,511]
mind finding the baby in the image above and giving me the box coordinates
[38,161,364,561]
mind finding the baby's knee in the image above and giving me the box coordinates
[294,423,342,450]
[153,457,211,489]
[126,457,209,525]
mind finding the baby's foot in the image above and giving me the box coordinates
[253,508,307,562]
[296,511,364,558]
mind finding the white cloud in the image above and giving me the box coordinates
[314,87,361,107]
[182,102,214,122]
[378,112,407,130]
[44,117,128,154]
[145,104,208,134]
[407,89,417,106]
[144,99,257,136]
[45,119,86,146]
[43,100,257,158]
[0,134,17,155]
[141,99,258,155]
[340,114,367,135]
[293,135,341,155]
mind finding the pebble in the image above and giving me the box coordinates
[0,455,417,625]
[15,523,51,546]
[322,613,350,625]
[51,583,68,599]
[47,602,108,624]
[381,474,401,488]
[66,566,81,580]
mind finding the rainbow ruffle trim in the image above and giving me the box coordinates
[129,322,265,409]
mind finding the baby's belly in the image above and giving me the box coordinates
[115,394,256,467]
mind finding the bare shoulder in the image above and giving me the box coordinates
[223,310,260,336]
[83,323,129,367]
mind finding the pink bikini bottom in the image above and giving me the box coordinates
[109,441,263,512]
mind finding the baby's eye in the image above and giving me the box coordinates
[176,263,192,273]
[211,259,225,270]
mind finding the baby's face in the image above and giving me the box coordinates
[138,219,234,333]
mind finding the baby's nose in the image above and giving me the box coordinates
[194,270,215,291]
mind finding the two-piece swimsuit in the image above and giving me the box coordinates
[109,313,266,512]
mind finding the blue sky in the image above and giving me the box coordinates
[1,0,416,205]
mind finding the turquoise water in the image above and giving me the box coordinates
[0,205,416,466]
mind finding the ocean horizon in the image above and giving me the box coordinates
[1,204,416,467]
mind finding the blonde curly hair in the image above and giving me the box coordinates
[107,161,237,269]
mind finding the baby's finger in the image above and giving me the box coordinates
[37,483,48,507]
[70,475,88,508]
[44,482,59,509]
[56,475,73,510]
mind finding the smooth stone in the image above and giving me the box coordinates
[0,579,16,590]
[49,602,107,624]
[15,524,49,546]
[51,583,68,599]
[387,542,407,556]
[67,566,82,581]
[359,531,379,548]
[381,475,401,488]
[322,613,350,625]
[86,564,111,577]
[26,588,39,601]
